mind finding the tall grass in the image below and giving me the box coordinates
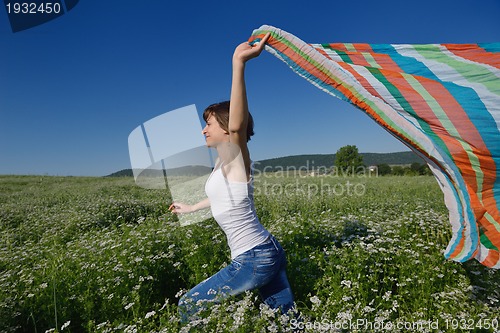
[0,175,498,332]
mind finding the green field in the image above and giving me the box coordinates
[1,175,499,332]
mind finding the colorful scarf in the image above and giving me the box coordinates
[249,25,500,268]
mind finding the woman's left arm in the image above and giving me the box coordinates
[228,33,270,172]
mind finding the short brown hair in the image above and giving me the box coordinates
[203,101,254,142]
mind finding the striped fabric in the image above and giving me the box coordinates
[249,25,500,268]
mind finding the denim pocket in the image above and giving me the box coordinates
[254,250,282,276]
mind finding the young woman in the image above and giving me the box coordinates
[169,33,295,323]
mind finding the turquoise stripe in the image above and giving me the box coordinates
[478,42,500,53]
[374,44,441,79]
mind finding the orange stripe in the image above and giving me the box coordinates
[350,43,374,52]
[443,44,500,69]
[346,52,372,67]
[318,44,406,73]
[337,62,382,98]
[314,46,330,59]
[449,231,467,260]
[352,43,406,73]
[322,43,351,52]
[481,249,500,268]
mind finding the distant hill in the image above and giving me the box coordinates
[106,165,212,178]
[107,151,425,177]
[253,151,424,172]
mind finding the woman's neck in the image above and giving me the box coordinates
[215,142,240,165]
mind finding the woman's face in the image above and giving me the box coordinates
[202,115,229,148]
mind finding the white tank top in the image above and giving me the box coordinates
[205,163,270,259]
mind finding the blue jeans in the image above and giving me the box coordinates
[178,235,294,323]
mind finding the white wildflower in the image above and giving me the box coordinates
[124,302,134,310]
[340,280,352,288]
[124,325,137,333]
[260,303,278,319]
[96,321,109,329]
[310,295,321,307]
[336,310,353,321]
[145,311,156,319]
[61,321,70,331]
[267,322,278,333]
[159,299,169,311]
[363,306,375,313]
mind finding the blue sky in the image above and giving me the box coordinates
[1,0,499,176]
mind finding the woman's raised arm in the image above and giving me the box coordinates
[228,33,270,172]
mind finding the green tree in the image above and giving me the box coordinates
[410,162,421,173]
[392,165,405,176]
[334,145,364,175]
[377,163,392,176]
[410,162,433,176]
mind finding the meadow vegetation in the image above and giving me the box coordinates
[0,174,499,332]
